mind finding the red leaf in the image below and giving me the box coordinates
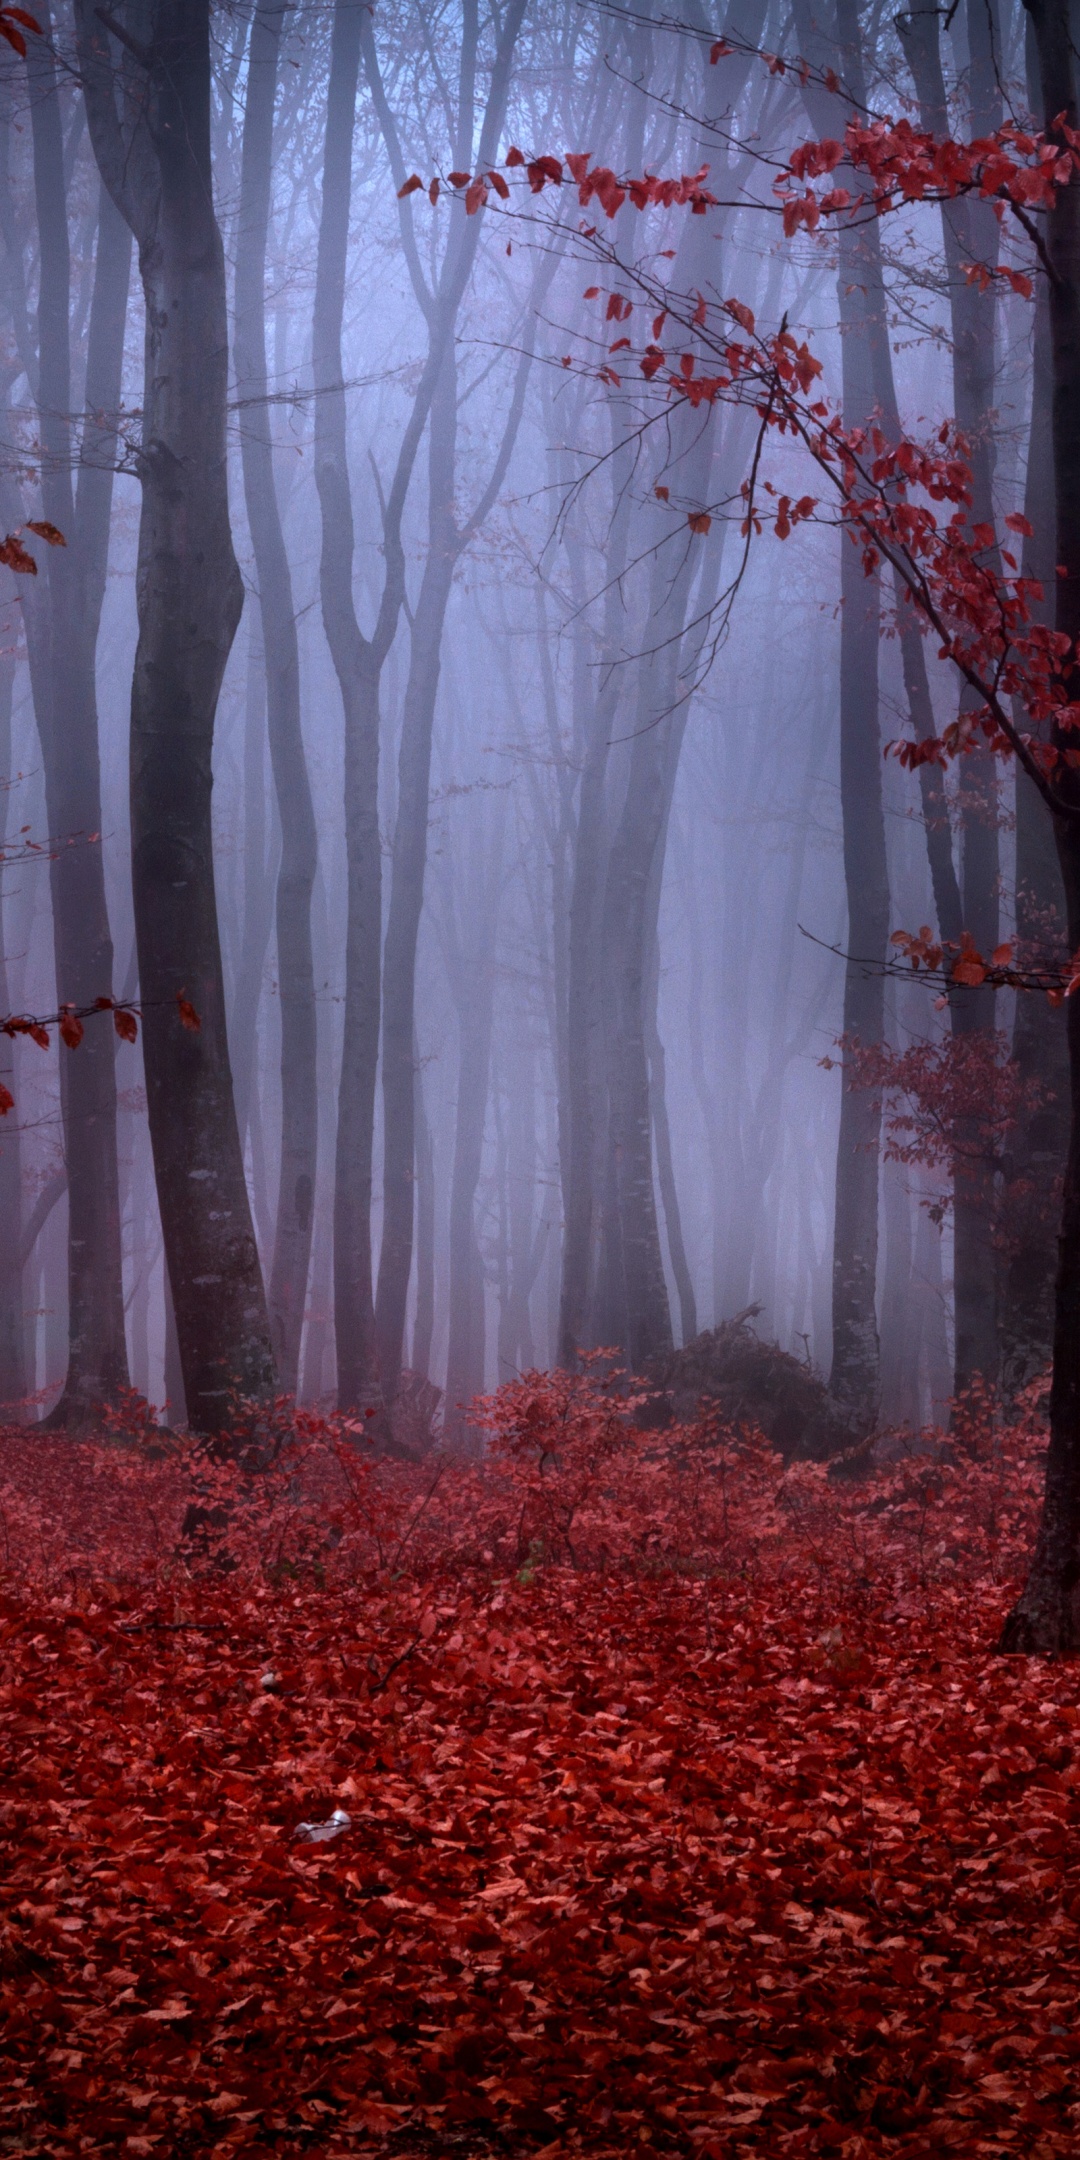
[114,1007,138,1043]
[59,1008,84,1050]
[0,532,37,574]
[0,1081,13,1115]
[396,174,423,198]
[25,518,64,546]
[687,511,712,534]
[177,994,201,1033]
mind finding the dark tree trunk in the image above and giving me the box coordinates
[1001,29,1069,1400]
[237,1,318,1396]
[0,602,23,1411]
[76,0,275,1432]
[1001,0,1080,1650]
[899,0,1002,1398]
[26,11,131,1423]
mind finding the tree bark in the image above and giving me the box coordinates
[0,592,24,1411]
[1001,0,1080,1649]
[899,0,1002,1397]
[26,10,131,1423]
[75,0,276,1432]
[237,0,318,1396]
[1001,27,1069,1400]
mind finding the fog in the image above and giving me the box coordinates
[0,0,1055,1447]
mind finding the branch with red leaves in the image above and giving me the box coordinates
[0,992,200,1116]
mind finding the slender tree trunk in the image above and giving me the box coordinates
[27,14,131,1423]
[369,4,533,1405]
[1001,0,1080,1649]
[76,0,276,1431]
[311,0,384,1413]
[443,826,502,1440]
[647,976,697,1349]
[411,1035,436,1385]
[229,625,278,1145]
[237,1,318,1395]
[558,375,651,1368]
[899,0,1002,1396]
[0,610,23,1411]
[794,0,888,1427]
[376,358,457,1406]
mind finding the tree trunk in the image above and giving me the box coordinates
[311,0,380,1413]
[1001,28,1069,1400]
[828,239,887,1427]
[27,13,131,1423]
[367,3,531,1406]
[237,1,318,1396]
[0,605,24,1411]
[411,1035,436,1385]
[794,0,888,1427]
[899,0,1002,1398]
[556,519,625,1364]
[443,824,502,1441]
[228,624,278,1150]
[376,357,457,1406]
[76,0,276,1432]
[1001,0,1080,1649]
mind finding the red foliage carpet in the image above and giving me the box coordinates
[0,1380,1077,2158]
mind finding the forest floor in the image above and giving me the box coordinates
[0,1381,1077,2158]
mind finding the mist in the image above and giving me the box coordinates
[0,0,1059,1451]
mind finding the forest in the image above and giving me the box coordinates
[3,0,1080,2152]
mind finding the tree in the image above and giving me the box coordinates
[14,5,132,1423]
[364,0,535,1411]
[236,0,318,1397]
[311,0,525,1417]
[74,0,275,1432]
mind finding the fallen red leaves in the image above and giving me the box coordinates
[0,1387,1077,2158]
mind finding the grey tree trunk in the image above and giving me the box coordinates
[443,820,503,1441]
[365,1,529,1406]
[411,1036,436,1386]
[237,1,318,1395]
[794,0,888,1427]
[26,11,131,1423]
[76,0,275,1432]
[557,433,633,1366]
